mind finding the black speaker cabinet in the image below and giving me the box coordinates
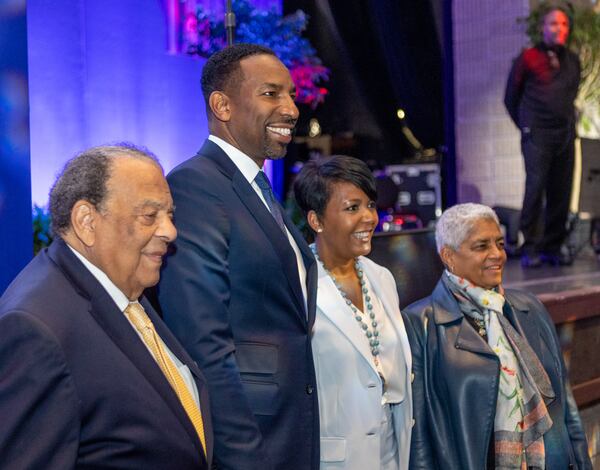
[383,163,442,227]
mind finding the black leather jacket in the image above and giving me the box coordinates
[403,279,592,470]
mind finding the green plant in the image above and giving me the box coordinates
[32,204,52,255]
[523,2,600,137]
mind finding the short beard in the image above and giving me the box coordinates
[262,138,288,161]
[262,119,296,160]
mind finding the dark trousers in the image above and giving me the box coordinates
[520,126,575,255]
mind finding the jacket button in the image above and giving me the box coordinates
[411,372,415,383]
[412,419,415,427]
[306,384,314,395]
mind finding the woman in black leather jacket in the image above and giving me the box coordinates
[403,203,591,470]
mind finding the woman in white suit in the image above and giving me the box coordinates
[294,155,413,470]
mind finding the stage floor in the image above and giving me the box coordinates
[503,248,600,295]
[504,248,600,463]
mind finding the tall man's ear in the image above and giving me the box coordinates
[209,91,231,122]
[70,200,97,247]
[307,210,323,234]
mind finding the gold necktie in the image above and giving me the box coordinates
[125,303,206,455]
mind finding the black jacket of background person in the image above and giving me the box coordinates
[504,42,580,131]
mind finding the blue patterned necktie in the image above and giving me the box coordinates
[254,171,286,233]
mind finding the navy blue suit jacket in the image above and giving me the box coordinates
[0,239,213,469]
[158,140,319,470]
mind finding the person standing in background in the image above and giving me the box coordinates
[504,5,581,268]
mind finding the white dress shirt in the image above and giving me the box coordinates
[67,244,200,406]
[208,134,308,310]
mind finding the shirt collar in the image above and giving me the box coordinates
[67,244,131,312]
[208,134,262,184]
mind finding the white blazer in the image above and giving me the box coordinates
[313,256,413,470]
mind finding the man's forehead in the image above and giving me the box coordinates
[239,54,291,83]
[110,157,162,179]
[545,10,568,22]
[107,158,168,197]
[239,53,282,67]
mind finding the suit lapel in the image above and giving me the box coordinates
[282,206,317,328]
[316,264,379,376]
[144,297,214,414]
[303,252,318,330]
[141,297,211,462]
[361,260,412,372]
[142,297,203,378]
[202,140,309,324]
[503,292,541,354]
[454,319,496,355]
[232,171,307,319]
[49,240,206,458]
[431,279,496,357]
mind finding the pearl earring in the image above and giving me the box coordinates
[317,228,323,233]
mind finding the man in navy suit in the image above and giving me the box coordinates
[0,144,212,469]
[158,44,319,469]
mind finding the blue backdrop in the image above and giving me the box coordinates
[0,0,32,293]
[1,0,283,292]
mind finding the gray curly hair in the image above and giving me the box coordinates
[435,203,500,253]
[49,143,161,238]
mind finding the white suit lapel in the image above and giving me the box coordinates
[315,263,379,377]
[361,259,412,373]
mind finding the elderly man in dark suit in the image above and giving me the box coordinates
[158,44,319,469]
[0,144,212,469]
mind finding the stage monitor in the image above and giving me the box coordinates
[368,228,444,309]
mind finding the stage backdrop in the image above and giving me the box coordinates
[27,0,280,207]
[0,0,32,293]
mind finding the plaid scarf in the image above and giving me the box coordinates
[443,271,555,470]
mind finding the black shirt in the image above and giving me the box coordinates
[504,43,580,130]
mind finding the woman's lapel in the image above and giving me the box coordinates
[316,264,379,376]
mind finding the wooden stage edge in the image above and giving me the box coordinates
[503,254,600,408]
[540,288,600,408]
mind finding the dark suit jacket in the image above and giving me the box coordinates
[158,139,319,470]
[0,239,213,469]
[403,278,592,470]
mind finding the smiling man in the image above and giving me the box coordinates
[0,144,212,469]
[157,44,319,469]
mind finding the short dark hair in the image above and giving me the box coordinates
[539,4,573,30]
[200,43,276,104]
[294,155,377,218]
[49,143,160,237]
